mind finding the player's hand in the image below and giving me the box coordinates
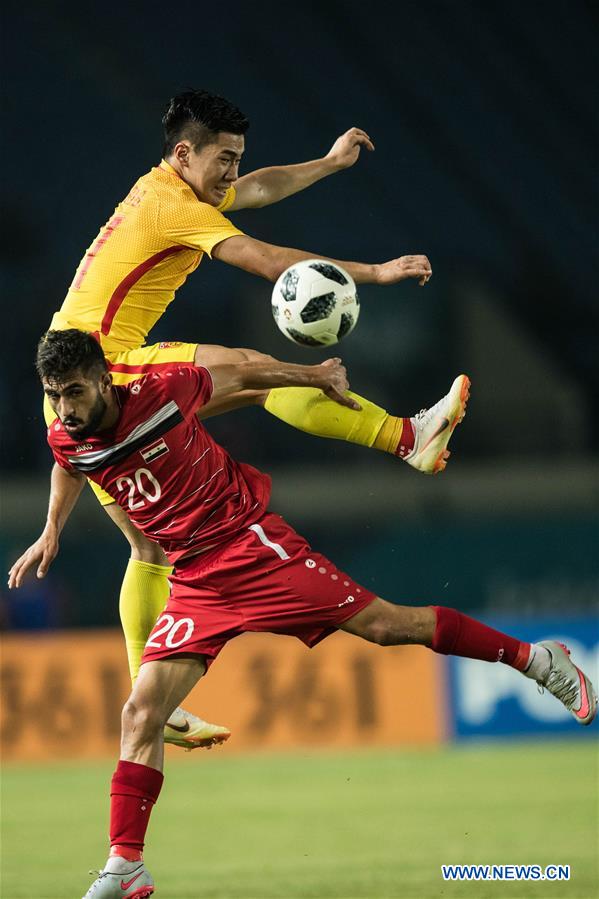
[7,529,59,589]
[374,255,433,287]
[325,128,375,171]
[316,358,361,410]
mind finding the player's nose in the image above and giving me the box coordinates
[57,398,75,418]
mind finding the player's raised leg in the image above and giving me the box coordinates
[340,598,597,725]
[102,499,231,750]
[194,344,470,474]
[83,656,206,899]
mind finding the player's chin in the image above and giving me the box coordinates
[212,187,228,204]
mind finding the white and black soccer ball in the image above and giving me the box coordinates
[271,259,360,347]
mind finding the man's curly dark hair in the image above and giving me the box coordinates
[36,329,107,383]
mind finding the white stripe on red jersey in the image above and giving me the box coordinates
[49,366,271,565]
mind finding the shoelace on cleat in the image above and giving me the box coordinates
[538,667,580,710]
[412,407,432,426]
[412,398,449,431]
[83,872,107,897]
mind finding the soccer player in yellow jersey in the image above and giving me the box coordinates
[42,89,467,749]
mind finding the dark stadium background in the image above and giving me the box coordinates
[1,0,597,630]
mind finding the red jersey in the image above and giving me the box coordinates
[48,367,271,564]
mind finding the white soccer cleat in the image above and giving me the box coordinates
[536,641,597,726]
[164,706,231,751]
[404,374,471,474]
[82,855,154,898]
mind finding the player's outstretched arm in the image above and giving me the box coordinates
[8,463,86,588]
[212,234,432,286]
[207,357,359,410]
[230,128,375,210]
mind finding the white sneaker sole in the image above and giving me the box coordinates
[410,374,471,474]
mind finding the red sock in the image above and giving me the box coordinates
[396,418,415,458]
[430,606,530,669]
[109,760,164,854]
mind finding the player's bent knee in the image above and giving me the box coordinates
[130,541,168,565]
[234,347,276,364]
[352,605,434,647]
[341,597,404,645]
[364,621,398,646]
[194,345,275,367]
[343,616,396,646]
[125,534,166,565]
[122,697,166,737]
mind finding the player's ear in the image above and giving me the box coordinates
[173,140,192,167]
[100,371,113,392]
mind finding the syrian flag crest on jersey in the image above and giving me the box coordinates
[140,438,169,463]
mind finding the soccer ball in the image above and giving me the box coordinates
[271,259,360,347]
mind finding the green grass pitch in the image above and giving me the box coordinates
[1,741,597,898]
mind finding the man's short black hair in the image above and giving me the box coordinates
[162,89,249,156]
[36,330,107,384]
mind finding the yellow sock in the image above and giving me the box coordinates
[119,558,173,684]
[372,414,405,454]
[264,387,389,448]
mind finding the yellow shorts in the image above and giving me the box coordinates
[43,340,197,506]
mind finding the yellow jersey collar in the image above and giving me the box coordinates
[158,160,179,178]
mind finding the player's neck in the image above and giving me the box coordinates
[164,156,186,183]
[163,157,204,203]
[97,389,120,432]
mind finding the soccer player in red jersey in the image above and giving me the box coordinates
[13,329,596,898]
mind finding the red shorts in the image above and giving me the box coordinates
[141,512,376,668]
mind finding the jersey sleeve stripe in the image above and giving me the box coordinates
[100,245,185,337]
[107,359,194,374]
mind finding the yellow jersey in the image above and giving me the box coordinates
[50,161,243,353]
